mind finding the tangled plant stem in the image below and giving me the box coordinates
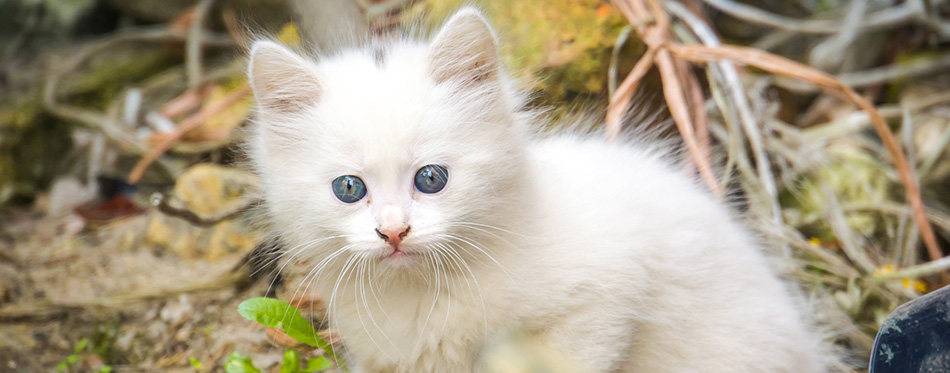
[606,0,943,270]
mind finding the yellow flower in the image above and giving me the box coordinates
[875,265,928,293]
[903,279,928,293]
[874,265,896,276]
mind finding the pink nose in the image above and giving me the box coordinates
[376,226,410,248]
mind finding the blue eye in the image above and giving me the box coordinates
[414,165,448,194]
[332,175,367,203]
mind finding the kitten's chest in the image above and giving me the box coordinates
[330,279,508,371]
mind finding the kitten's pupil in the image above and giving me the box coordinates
[415,165,448,194]
[332,175,367,203]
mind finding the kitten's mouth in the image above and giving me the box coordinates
[388,250,408,259]
[382,247,418,261]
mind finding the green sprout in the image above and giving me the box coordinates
[228,297,343,373]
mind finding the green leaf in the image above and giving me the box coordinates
[75,338,89,353]
[224,352,261,373]
[237,298,347,371]
[99,366,113,373]
[189,356,203,370]
[56,362,68,372]
[66,355,79,364]
[280,349,300,373]
[303,356,334,372]
[237,298,338,355]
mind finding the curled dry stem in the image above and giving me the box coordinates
[701,0,943,35]
[668,43,942,264]
[607,0,722,197]
[128,84,252,184]
[609,0,941,269]
[151,190,260,227]
[666,1,782,228]
[43,27,230,155]
[186,0,218,89]
[873,255,950,282]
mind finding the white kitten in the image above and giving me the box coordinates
[247,8,826,373]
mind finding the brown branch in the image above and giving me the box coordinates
[655,49,721,194]
[682,61,709,157]
[128,84,252,184]
[610,0,941,270]
[607,0,722,196]
[186,0,217,89]
[667,43,942,263]
[606,49,655,141]
[222,6,251,48]
[42,27,235,158]
[701,0,941,35]
[666,1,784,228]
[152,191,260,227]
[159,85,210,119]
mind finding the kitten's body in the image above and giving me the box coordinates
[248,8,825,372]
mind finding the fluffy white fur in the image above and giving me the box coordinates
[247,8,825,372]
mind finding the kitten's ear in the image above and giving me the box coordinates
[427,8,500,85]
[248,41,321,114]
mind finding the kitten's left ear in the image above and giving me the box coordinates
[427,8,500,85]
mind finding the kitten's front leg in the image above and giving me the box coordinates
[479,331,586,372]
[479,317,636,373]
[536,311,638,372]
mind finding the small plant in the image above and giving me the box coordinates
[228,297,342,372]
[189,356,203,371]
[56,338,112,373]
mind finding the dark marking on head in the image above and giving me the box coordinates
[373,46,387,67]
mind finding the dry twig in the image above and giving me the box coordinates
[128,85,252,183]
[607,0,722,196]
[186,0,218,89]
[609,0,942,267]
[874,255,950,282]
[777,52,950,93]
[151,191,260,227]
[701,0,946,35]
[666,1,784,237]
[43,27,234,155]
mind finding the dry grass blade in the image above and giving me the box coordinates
[42,27,233,155]
[874,255,950,282]
[186,0,218,89]
[655,49,721,195]
[665,2,783,229]
[606,49,655,141]
[128,85,252,184]
[681,61,709,158]
[607,0,722,197]
[701,0,932,35]
[667,43,942,265]
[159,86,210,119]
[610,0,942,286]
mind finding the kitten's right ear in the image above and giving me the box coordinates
[248,41,321,115]
[427,8,500,86]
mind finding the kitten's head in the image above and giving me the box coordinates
[248,8,528,273]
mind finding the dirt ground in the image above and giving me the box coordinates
[0,206,308,372]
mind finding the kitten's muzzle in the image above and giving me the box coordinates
[376,226,410,248]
